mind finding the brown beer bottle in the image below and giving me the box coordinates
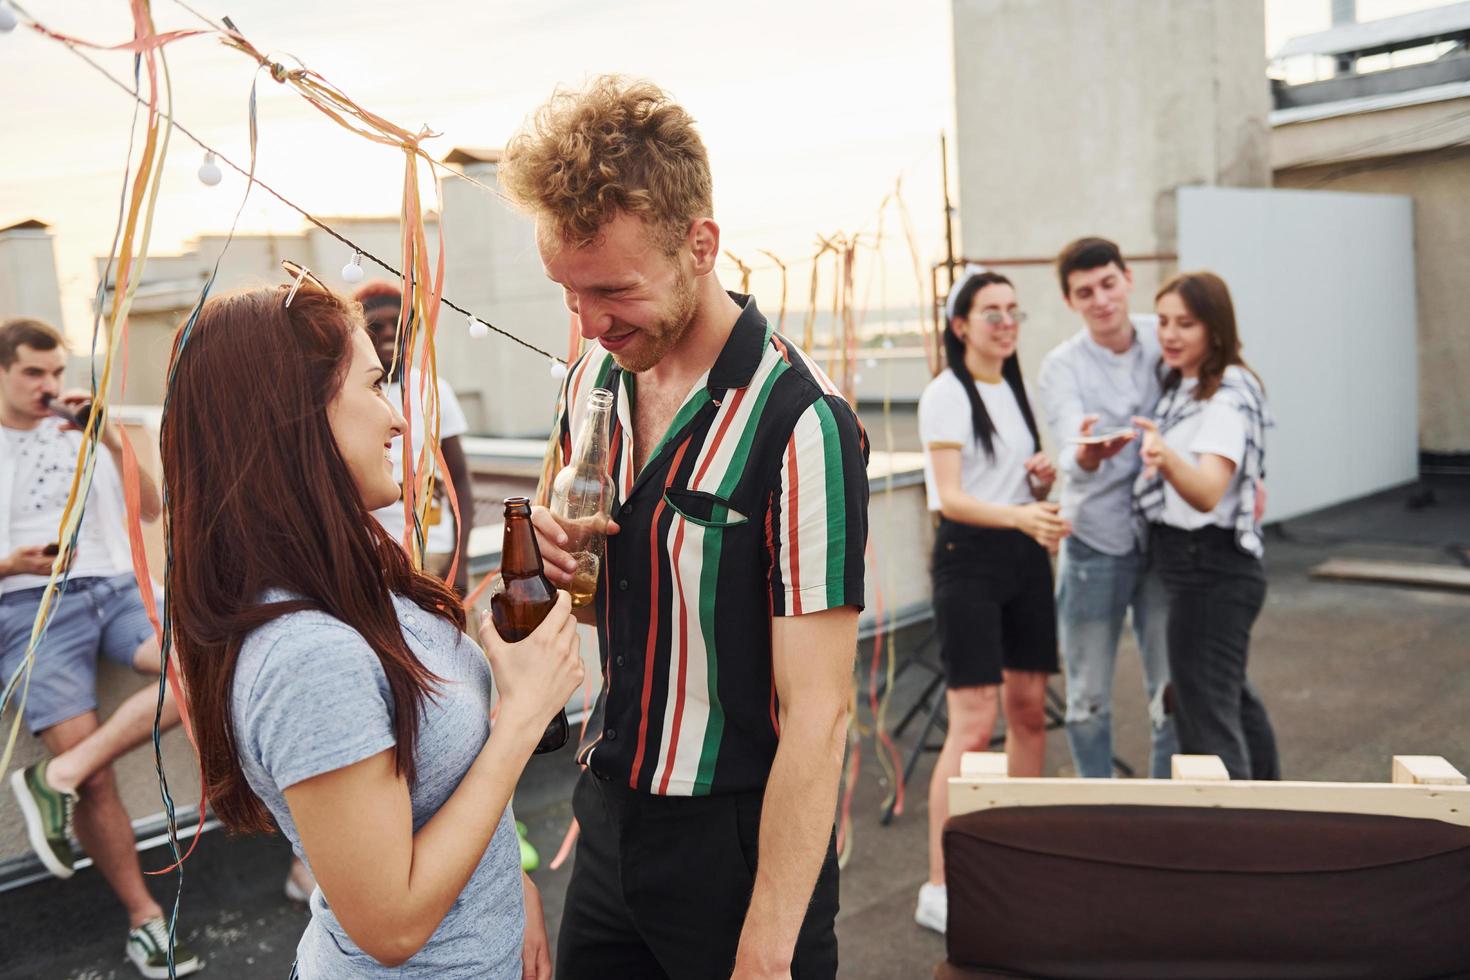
[489,496,570,754]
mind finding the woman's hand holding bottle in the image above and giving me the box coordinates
[477,591,583,738]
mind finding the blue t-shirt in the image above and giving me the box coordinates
[233,591,523,978]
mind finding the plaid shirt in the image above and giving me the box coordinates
[551,293,869,796]
[1133,365,1272,557]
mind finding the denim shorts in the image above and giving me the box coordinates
[0,573,158,734]
[931,519,1059,688]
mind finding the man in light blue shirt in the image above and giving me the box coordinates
[1036,238,1177,777]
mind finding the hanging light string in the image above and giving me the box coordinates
[17,0,943,366]
[16,5,560,364]
[162,0,513,201]
[20,1,933,370]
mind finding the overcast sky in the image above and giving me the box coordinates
[0,0,1446,337]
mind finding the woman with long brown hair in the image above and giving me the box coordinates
[1131,270,1278,781]
[161,277,582,978]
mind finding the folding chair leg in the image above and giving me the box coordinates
[893,670,945,739]
[881,684,948,826]
[870,626,937,704]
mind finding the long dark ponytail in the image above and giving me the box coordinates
[943,271,1041,459]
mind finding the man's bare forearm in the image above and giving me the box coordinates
[734,703,846,973]
[107,437,162,522]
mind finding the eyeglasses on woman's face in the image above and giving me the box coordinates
[971,308,1028,327]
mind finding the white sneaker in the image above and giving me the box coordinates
[284,857,316,903]
[915,881,947,934]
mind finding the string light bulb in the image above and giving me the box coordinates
[467,314,489,339]
[197,151,222,186]
[549,359,568,380]
[341,251,364,283]
[0,4,17,32]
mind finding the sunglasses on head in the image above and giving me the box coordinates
[281,259,327,308]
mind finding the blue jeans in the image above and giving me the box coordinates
[1056,537,1178,777]
[0,573,157,733]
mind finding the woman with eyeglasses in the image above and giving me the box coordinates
[914,268,1068,935]
[160,277,582,978]
[1132,271,1278,782]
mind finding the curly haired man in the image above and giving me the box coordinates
[501,76,869,980]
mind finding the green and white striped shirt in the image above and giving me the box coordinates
[554,293,869,796]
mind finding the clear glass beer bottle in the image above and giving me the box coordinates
[549,388,615,607]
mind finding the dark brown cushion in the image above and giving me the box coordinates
[941,805,1470,979]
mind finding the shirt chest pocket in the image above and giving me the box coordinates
[662,487,750,530]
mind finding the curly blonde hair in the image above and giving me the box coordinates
[500,75,713,255]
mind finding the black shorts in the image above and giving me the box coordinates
[931,519,1059,688]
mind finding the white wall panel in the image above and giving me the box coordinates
[1178,186,1417,522]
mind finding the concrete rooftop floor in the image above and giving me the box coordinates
[4,477,1467,979]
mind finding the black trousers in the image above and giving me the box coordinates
[556,769,840,980]
[1151,523,1280,781]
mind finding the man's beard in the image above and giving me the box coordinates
[610,267,698,373]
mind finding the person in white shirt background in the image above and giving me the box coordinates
[913,268,1068,935]
[353,281,475,598]
[1132,271,1279,781]
[0,317,203,977]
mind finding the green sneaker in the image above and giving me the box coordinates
[9,760,77,879]
[126,916,205,978]
[517,820,540,873]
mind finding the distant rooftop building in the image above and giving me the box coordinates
[1,219,51,234]
[87,149,568,437]
[1270,0,1470,119]
[443,147,503,166]
[0,218,65,330]
[1270,1,1470,459]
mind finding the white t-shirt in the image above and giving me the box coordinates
[1159,377,1248,530]
[2,419,124,589]
[918,370,1037,513]
[371,375,469,555]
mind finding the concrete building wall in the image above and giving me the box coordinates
[84,220,436,411]
[951,0,1270,256]
[948,0,1270,452]
[439,162,568,437]
[0,225,65,328]
[82,182,569,439]
[1273,100,1470,454]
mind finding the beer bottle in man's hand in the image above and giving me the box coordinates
[550,387,615,607]
[489,496,570,754]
